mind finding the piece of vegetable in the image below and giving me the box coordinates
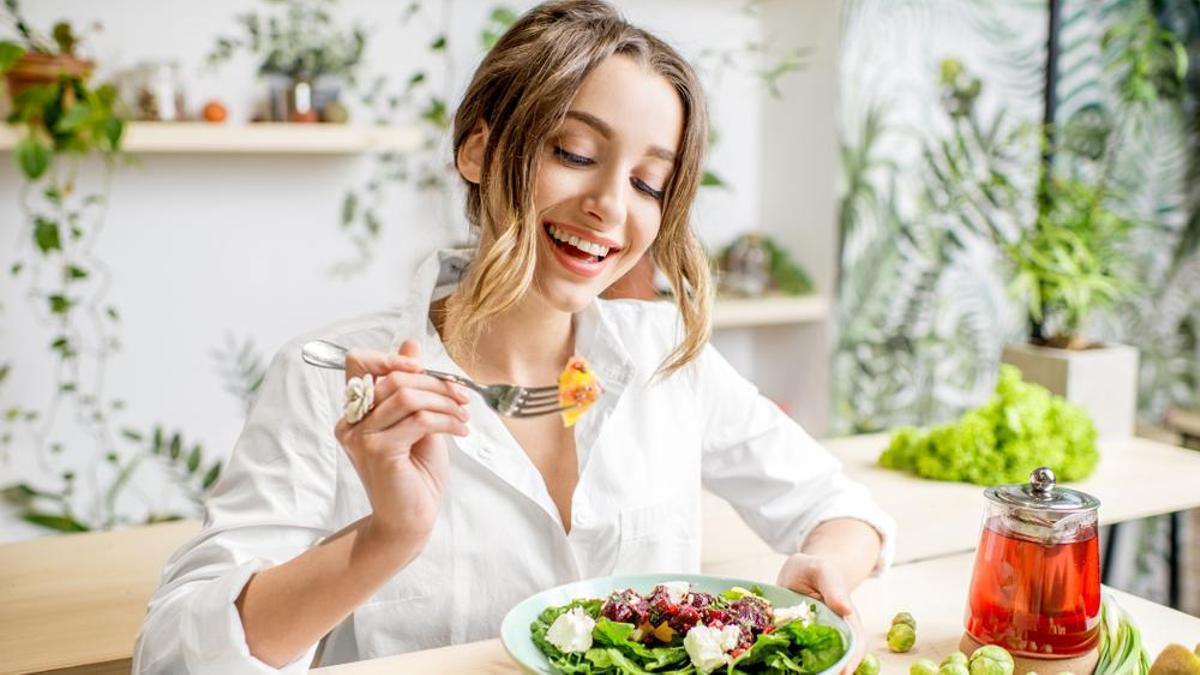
[968,645,1014,675]
[1096,600,1151,674]
[942,652,968,667]
[940,663,969,675]
[879,365,1098,485]
[892,611,917,631]
[888,623,916,653]
[854,652,881,675]
[911,658,939,674]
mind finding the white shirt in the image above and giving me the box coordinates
[132,249,896,674]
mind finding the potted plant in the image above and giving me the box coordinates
[0,1,95,100]
[207,0,366,123]
[999,176,1141,437]
[998,5,1187,438]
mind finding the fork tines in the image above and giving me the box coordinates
[512,403,576,418]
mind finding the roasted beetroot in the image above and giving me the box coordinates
[600,589,649,626]
[730,595,772,644]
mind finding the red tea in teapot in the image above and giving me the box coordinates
[965,517,1101,657]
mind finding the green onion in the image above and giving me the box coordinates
[1094,598,1150,675]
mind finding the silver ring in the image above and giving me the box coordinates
[343,374,375,424]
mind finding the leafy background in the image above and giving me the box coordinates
[0,0,800,539]
[835,0,1200,606]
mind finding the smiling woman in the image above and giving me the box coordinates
[132,2,894,674]
[444,9,711,378]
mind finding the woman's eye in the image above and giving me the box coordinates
[553,146,594,166]
[633,177,665,201]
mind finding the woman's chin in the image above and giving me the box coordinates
[537,282,601,314]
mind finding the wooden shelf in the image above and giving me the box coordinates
[712,294,829,329]
[0,122,423,155]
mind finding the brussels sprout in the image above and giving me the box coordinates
[941,652,968,667]
[911,658,938,675]
[968,645,1014,675]
[892,611,917,630]
[887,623,916,653]
[854,652,880,675]
[940,664,969,675]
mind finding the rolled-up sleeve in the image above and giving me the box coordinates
[133,340,341,674]
[696,345,896,575]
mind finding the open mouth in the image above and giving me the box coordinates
[543,222,616,265]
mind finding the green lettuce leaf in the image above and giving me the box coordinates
[878,365,1099,486]
[781,623,845,673]
[592,618,688,670]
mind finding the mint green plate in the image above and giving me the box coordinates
[500,573,854,674]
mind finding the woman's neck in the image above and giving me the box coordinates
[434,289,576,386]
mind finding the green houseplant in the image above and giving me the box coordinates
[999,3,1187,438]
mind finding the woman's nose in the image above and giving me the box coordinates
[581,167,627,226]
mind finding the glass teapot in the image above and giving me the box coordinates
[964,467,1102,658]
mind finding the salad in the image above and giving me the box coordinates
[530,581,847,674]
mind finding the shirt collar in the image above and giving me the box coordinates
[392,248,638,523]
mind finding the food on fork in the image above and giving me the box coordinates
[558,356,601,427]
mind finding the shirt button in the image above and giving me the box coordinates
[574,510,591,527]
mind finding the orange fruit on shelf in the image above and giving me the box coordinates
[202,100,227,123]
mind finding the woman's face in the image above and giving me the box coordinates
[531,54,684,313]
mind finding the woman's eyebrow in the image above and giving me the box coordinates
[565,110,677,162]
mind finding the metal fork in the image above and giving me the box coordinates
[300,340,570,418]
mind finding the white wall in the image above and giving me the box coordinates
[0,0,837,541]
[743,0,840,434]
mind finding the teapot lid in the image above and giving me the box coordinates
[984,467,1100,513]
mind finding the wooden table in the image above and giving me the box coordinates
[0,519,201,675]
[5,433,1200,673]
[701,433,1200,575]
[311,552,1200,674]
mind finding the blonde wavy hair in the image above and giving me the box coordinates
[442,0,712,377]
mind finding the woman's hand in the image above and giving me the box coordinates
[333,339,470,561]
[777,553,867,675]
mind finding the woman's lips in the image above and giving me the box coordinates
[543,223,615,279]
[545,221,622,251]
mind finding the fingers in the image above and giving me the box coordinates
[336,406,469,455]
[398,339,420,360]
[374,370,470,407]
[813,562,856,618]
[344,347,423,383]
[841,637,867,675]
[388,409,470,446]
[359,383,469,432]
[839,612,868,675]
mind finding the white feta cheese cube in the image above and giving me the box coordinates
[772,603,816,627]
[684,624,742,674]
[545,607,595,654]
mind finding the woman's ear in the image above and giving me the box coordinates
[456,121,489,185]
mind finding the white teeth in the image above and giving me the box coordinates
[547,224,612,258]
